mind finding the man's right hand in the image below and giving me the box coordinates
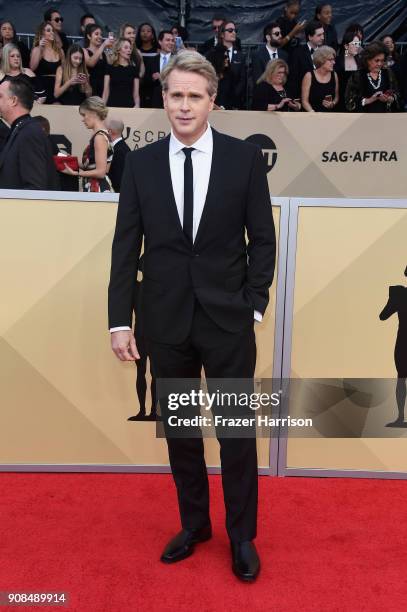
[111,330,140,361]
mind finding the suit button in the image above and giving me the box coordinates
[193,253,200,257]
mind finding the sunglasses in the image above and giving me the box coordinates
[272,30,282,36]
[224,28,237,33]
[350,40,362,46]
[53,16,64,23]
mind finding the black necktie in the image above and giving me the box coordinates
[182,147,194,243]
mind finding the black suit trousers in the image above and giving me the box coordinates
[146,299,258,543]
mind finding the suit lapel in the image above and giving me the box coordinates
[194,129,225,247]
[153,135,189,244]
[0,115,31,169]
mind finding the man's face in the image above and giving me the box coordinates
[50,11,63,32]
[82,17,96,33]
[0,81,15,122]
[309,27,325,47]
[160,33,175,54]
[268,26,282,46]
[212,19,223,35]
[163,69,215,145]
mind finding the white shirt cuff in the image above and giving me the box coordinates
[254,310,263,323]
[110,326,132,333]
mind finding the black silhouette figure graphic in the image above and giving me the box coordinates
[128,255,158,421]
[379,266,407,427]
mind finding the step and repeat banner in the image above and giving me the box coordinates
[32,107,407,198]
[0,196,283,470]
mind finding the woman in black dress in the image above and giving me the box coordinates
[345,41,401,113]
[83,24,112,98]
[103,38,140,108]
[336,32,362,111]
[302,46,339,112]
[54,44,92,105]
[30,22,64,104]
[252,58,300,111]
[380,267,407,426]
[0,20,31,67]
[118,23,145,78]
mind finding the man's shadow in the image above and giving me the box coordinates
[127,255,158,422]
[379,266,407,427]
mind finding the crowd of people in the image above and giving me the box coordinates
[0,2,406,112]
[0,2,406,192]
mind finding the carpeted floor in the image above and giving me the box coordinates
[0,473,406,611]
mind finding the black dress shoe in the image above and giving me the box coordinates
[231,541,260,582]
[160,525,212,563]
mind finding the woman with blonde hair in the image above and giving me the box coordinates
[102,38,140,107]
[62,96,113,192]
[118,22,145,78]
[54,44,92,104]
[30,21,64,103]
[252,58,300,111]
[302,45,339,112]
[0,43,46,101]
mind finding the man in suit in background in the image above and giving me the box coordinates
[0,77,58,190]
[109,51,276,582]
[106,118,131,193]
[252,22,289,84]
[143,30,175,108]
[199,14,226,56]
[288,19,325,97]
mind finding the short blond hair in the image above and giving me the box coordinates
[313,45,336,68]
[79,96,108,120]
[258,58,289,85]
[161,50,218,97]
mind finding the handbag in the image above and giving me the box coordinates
[53,155,79,172]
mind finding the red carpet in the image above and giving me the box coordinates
[0,473,406,611]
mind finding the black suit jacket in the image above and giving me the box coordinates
[288,44,314,98]
[108,128,276,344]
[108,138,131,193]
[251,47,289,85]
[228,48,247,109]
[0,115,59,190]
[143,54,175,108]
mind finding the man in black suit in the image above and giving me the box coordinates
[288,19,325,98]
[143,31,175,108]
[252,22,289,84]
[108,51,275,582]
[219,21,247,108]
[106,118,131,193]
[199,14,226,56]
[0,77,58,190]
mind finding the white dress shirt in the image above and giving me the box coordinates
[160,53,171,72]
[110,124,262,332]
[111,136,123,148]
[267,46,278,60]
